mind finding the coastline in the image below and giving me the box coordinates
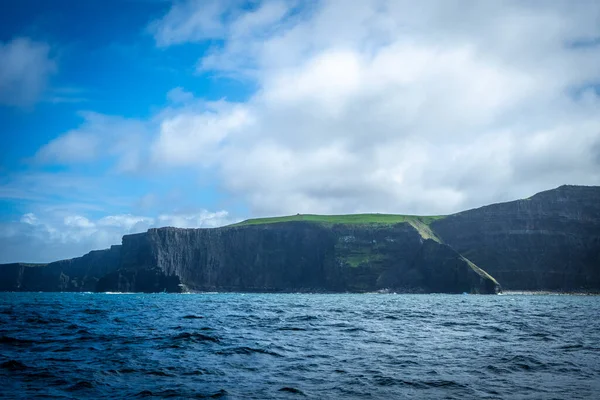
[500,290,600,296]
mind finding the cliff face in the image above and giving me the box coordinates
[110,223,495,293]
[432,185,600,290]
[1,185,597,293]
[0,222,496,294]
[0,245,122,292]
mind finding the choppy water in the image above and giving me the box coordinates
[1,293,599,399]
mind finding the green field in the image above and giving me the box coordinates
[229,213,446,227]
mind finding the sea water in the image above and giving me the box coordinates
[1,293,599,399]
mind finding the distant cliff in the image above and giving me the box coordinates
[0,245,122,292]
[1,185,598,293]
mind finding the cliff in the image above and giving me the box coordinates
[0,222,496,294]
[121,222,496,293]
[431,185,600,291]
[0,245,122,292]
[1,185,598,293]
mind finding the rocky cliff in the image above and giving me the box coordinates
[431,185,600,291]
[82,222,499,293]
[0,222,496,294]
[1,185,598,293]
[0,245,122,292]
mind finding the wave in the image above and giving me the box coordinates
[66,380,94,391]
[182,314,204,319]
[277,326,307,331]
[173,332,220,343]
[279,387,306,395]
[373,375,468,389]
[83,308,107,315]
[1,360,27,370]
[2,292,597,399]
[216,346,283,357]
[24,317,66,324]
[0,336,35,346]
[102,292,136,294]
[501,355,548,372]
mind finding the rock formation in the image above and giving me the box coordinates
[432,185,600,291]
[1,185,598,293]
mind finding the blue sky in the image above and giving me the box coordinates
[1,0,599,263]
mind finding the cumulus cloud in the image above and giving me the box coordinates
[0,210,233,263]
[0,37,56,107]
[64,215,95,229]
[150,0,300,75]
[35,112,150,172]
[152,102,253,167]
[157,210,231,228]
[143,0,600,215]
[39,1,600,219]
[98,214,155,230]
[149,0,235,46]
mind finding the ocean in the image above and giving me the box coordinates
[1,293,599,399]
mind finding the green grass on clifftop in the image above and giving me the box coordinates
[230,213,446,227]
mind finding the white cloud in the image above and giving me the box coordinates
[64,215,95,229]
[20,213,39,225]
[34,1,600,221]
[36,130,101,163]
[150,0,299,75]
[98,214,155,230]
[149,0,235,46]
[0,37,56,107]
[152,103,253,166]
[149,0,295,50]
[0,210,233,263]
[148,0,600,215]
[35,112,150,172]
[158,210,231,228]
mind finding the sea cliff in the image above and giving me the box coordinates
[1,185,598,293]
[432,185,600,290]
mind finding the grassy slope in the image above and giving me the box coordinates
[230,213,446,227]
[460,256,500,286]
[407,219,443,243]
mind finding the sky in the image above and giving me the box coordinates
[0,0,599,263]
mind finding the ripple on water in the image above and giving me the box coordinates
[182,314,204,319]
[216,346,283,357]
[1,360,27,370]
[0,336,35,346]
[278,386,305,395]
[172,332,220,343]
[0,292,599,399]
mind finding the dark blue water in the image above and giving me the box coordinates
[1,293,599,399]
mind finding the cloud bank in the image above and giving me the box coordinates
[51,0,600,213]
